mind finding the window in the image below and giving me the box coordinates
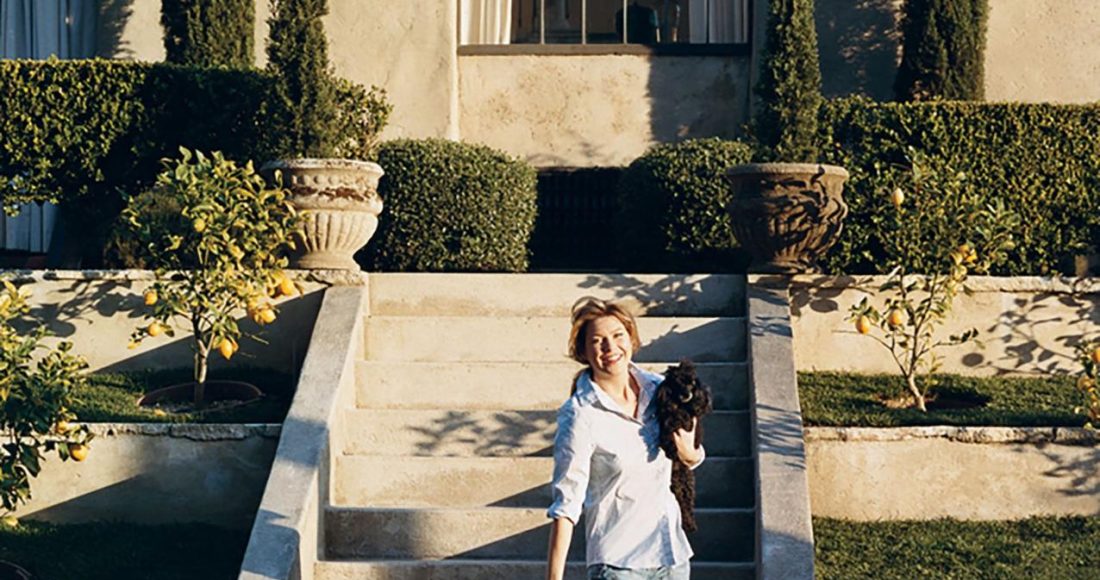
[460,0,750,48]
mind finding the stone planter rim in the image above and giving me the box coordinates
[727,162,849,179]
[260,157,383,176]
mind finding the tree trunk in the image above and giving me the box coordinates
[906,374,927,412]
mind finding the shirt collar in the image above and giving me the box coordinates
[574,364,663,421]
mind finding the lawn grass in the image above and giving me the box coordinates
[814,516,1100,579]
[72,368,294,423]
[799,372,1085,427]
[0,520,248,580]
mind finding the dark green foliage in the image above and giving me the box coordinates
[821,98,1100,275]
[0,60,272,210]
[799,372,1084,427]
[615,139,754,272]
[753,0,824,162]
[266,0,341,158]
[894,0,988,101]
[361,139,538,272]
[161,0,255,68]
[815,517,1100,579]
[0,521,248,580]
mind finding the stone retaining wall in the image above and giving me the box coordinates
[805,427,1100,521]
[790,275,1100,377]
[20,424,280,529]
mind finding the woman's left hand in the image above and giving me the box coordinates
[672,418,702,466]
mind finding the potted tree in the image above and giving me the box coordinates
[726,0,849,273]
[260,0,392,270]
[125,149,300,407]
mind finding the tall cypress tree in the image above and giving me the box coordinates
[162,0,254,68]
[266,0,340,158]
[753,0,824,163]
[894,0,989,101]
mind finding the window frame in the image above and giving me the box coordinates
[457,0,752,56]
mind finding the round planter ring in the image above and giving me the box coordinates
[136,380,263,412]
[0,560,32,580]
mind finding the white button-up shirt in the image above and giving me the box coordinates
[547,364,704,568]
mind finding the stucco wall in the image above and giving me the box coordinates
[806,427,1099,520]
[20,424,279,529]
[10,271,326,376]
[790,276,1100,376]
[818,0,1100,104]
[984,0,1100,103]
[459,54,748,168]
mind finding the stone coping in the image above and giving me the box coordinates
[0,269,367,286]
[83,423,281,441]
[804,426,1099,445]
[789,275,1100,294]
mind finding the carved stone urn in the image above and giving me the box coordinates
[725,163,849,273]
[261,158,384,270]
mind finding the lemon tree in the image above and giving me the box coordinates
[848,152,1018,411]
[1075,342,1100,428]
[0,279,92,522]
[124,149,300,405]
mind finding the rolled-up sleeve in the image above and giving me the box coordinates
[547,401,593,524]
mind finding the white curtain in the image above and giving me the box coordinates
[0,0,96,253]
[461,0,513,45]
[689,0,749,44]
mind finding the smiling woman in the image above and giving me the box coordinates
[547,297,704,580]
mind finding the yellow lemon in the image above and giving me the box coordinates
[127,340,139,350]
[55,420,71,433]
[69,443,89,462]
[887,309,905,328]
[143,290,158,306]
[259,308,277,324]
[192,218,207,233]
[890,187,904,208]
[147,322,163,337]
[218,338,236,360]
[278,277,297,297]
[856,315,872,335]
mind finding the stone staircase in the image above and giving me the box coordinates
[313,274,754,580]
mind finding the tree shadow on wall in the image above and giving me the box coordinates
[816,0,902,101]
[97,0,137,59]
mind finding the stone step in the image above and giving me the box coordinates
[367,273,746,318]
[341,410,750,458]
[325,507,754,562]
[363,317,746,363]
[333,456,753,508]
[356,361,749,411]
[315,560,754,580]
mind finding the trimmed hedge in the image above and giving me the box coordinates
[822,98,1100,276]
[162,0,255,68]
[0,59,272,211]
[895,0,988,101]
[615,139,754,272]
[359,139,538,272]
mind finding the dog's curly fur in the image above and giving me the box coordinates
[655,360,712,533]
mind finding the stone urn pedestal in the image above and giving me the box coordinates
[260,158,384,270]
[726,163,849,273]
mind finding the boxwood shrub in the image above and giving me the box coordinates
[359,139,538,272]
[615,138,754,272]
[822,98,1100,275]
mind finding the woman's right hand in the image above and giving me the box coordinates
[546,516,575,580]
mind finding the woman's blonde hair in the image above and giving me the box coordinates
[567,296,642,366]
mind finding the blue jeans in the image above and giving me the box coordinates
[587,562,690,579]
